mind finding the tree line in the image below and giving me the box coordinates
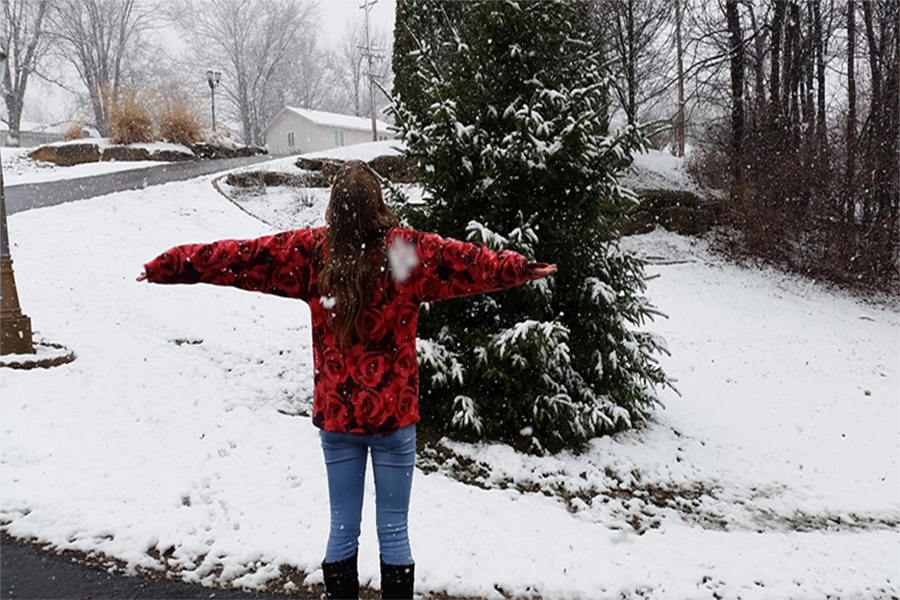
[1,0,393,147]
[4,0,897,290]
[716,0,899,290]
[568,0,897,290]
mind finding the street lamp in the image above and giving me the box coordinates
[206,69,221,134]
[0,49,34,355]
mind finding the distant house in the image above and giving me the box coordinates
[262,107,393,155]
[0,120,99,148]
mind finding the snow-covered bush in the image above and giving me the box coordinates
[389,0,673,452]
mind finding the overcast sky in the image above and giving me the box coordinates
[321,0,396,42]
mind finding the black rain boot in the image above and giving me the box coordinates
[380,560,414,600]
[323,551,359,600]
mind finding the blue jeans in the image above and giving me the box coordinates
[319,424,416,565]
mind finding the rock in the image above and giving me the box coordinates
[190,143,267,159]
[191,143,237,159]
[101,146,151,162]
[56,143,101,166]
[368,155,419,183]
[225,171,321,188]
[620,210,656,236]
[619,188,721,237]
[238,145,268,157]
[638,189,703,212]
[225,172,266,188]
[28,145,59,163]
[295,157,345,183]
[297,170,334,187]
[29,143,100,166]
[659,205,715,236]
[149,149,196,162]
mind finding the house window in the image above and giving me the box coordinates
[377,134,388,141]
[287,132,295,147]
[333,129,345,147]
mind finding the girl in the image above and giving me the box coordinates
[139,160,556,599]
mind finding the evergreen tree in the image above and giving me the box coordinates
[389,0,672,453]
[391,0,466,125]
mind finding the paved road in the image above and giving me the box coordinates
[1,153,304,600]
[4,155,273,214]
[0,536,295,599]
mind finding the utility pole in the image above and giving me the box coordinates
[359,0,383,141]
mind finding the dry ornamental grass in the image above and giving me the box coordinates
[109,90,154,145]
[61,121,86,141]
[158,101,203,147]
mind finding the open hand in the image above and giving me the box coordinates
[136,271,147,282]
[531,264,557,278]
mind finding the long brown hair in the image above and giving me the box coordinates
[319,160,400,348]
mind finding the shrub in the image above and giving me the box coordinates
[109,89,154,145]
[158,101,203,147]
[389,0,673,452]
[62,121,86,141]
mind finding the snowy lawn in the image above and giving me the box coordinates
[0,154,897,598]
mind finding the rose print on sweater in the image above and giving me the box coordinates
[144,227,543,434]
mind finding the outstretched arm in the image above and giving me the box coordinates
[140,228,323,301]
[396,229,556,303]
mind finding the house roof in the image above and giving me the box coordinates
[275,106,392,133]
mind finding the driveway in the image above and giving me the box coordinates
[0,534,296,599]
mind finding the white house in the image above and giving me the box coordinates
[262,107,393,155]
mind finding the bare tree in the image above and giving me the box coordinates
[328,21,367,118]
[47,0,156,136]
[326,19,392,119]
[845,0,856,221]
[169,0,318,146]
[724,0,744,193]
[1,0,51,146]
[594,0,672,126]
[283,37,330,111]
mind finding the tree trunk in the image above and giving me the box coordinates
[786,3,801,140]
[800,0,821,142]
[813,0,827,154]
[770,1,787,125]
[2,0,51,146]
[726,0,745,194]
[861,1,880,227]
[674,0,685,157]
[846,0,856,222]
[625,0,637,125]
[749,6,766,116]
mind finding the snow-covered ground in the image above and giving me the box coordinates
[621,148,713,197]
[1,140,194,187]
[1,144,898,599]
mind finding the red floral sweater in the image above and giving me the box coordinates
[144,227,544,434]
